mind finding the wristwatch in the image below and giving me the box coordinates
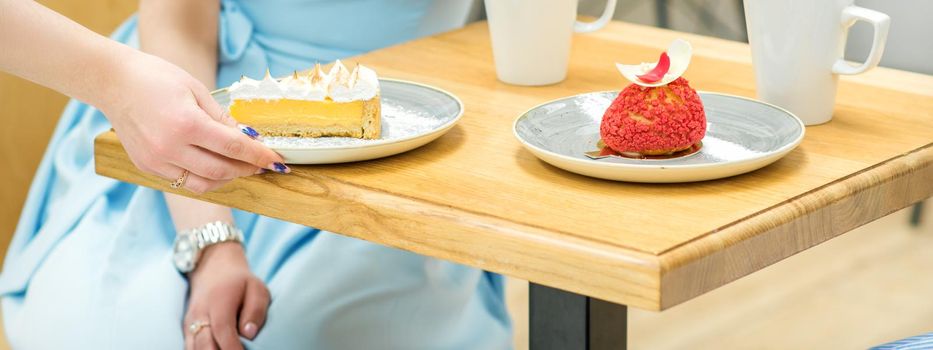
[173,221,244,273]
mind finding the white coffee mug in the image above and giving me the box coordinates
[485,0,617,86]
[744,0,890,125]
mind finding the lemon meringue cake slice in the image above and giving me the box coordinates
[228,60,381,139]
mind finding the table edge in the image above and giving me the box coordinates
[93,131,668,309]
[657,142,933,309]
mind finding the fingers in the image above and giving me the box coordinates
[189,82,282,170]
[238,278,271,340]
[210,289,246,350]
[161,164,231,195]
[192,117,289,174]
[194,325,218,350]
[217,110,240,129]
[185,309,217,350]
[185,324,194,350]
[184,172,230,195]
[172,146,259,182]
[191,83,231,127]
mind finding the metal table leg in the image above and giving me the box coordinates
[530,283,628,350]
[910,202,924,227]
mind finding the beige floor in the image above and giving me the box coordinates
[0,204,927,349]
[506,203,933,349]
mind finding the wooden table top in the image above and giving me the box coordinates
[94,21,933,311]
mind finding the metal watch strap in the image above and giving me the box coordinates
[190,221,243,249]
[173,221,244,274]
[188,221,243,250]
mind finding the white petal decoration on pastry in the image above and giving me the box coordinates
[615,39,693,87]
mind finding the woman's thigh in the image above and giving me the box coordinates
[3,206,187,349]
[247,232,511,350]
[4,214,510,349]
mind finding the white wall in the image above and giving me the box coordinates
[845,0,933,74]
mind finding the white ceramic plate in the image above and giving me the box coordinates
[214,79,464,164]
[513,91,805,183]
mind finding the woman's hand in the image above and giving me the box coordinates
[185,242,270,350]
[100,51,289,194]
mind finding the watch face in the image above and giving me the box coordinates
[173,235,198,273]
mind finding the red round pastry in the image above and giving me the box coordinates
[599,77,706,155]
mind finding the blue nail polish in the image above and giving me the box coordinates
[239,124,260,139]
[273,162,289,174]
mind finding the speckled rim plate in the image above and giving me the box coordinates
[212,78,463,164]
[513,91,805,183]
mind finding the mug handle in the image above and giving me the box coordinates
[574,0,618,33]
[832,5,890,75]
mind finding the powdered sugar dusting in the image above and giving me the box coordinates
[260,100,448,148]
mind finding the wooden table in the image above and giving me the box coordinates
[94,22,933,349]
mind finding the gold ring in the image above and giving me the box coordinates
[170,170,190,189]
[189,320,210,335]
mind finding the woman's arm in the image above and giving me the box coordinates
[0,0,286,193]
[138,0,218,88]
[166,196,268,349]
[0,0,127,107]
[138,1,269,348]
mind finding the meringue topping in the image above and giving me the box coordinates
[228,61,380,102]
[327,60,354,101]
[278,71,320,101]
[308,63,327,86]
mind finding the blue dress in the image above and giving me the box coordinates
[0,1,511,349]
